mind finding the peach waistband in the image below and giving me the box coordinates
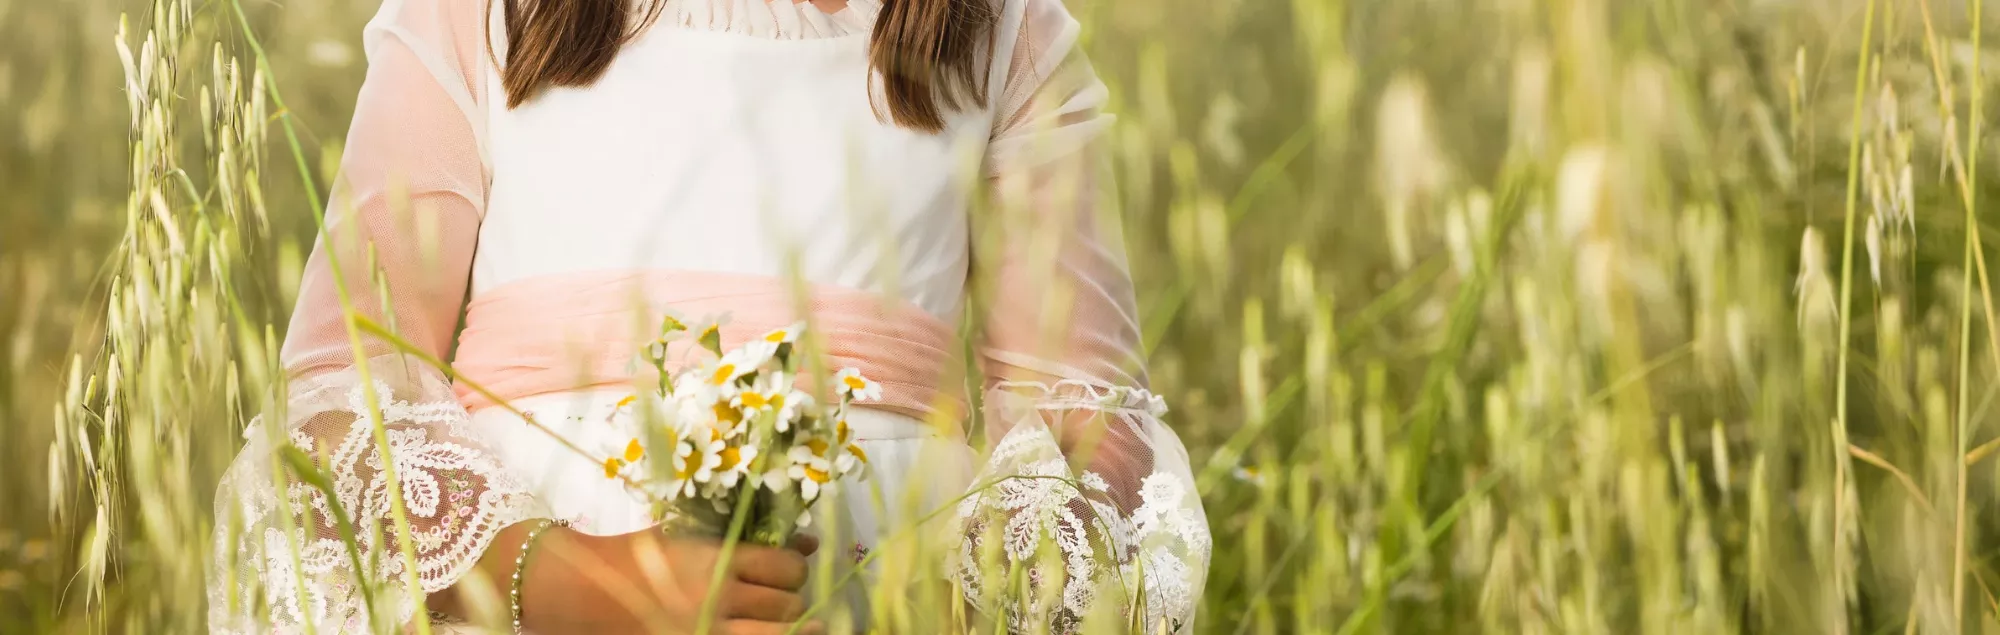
[452,270,963,423]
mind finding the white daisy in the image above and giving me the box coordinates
[661,435,713,500]
[786,441,836,502]
[656,310,690,337]
[641,311,690,364]
[760,321,807,345]
[672,365,706,394]
[831,419,868,475]
[708,441,760,489]
[834,368,883,402]
[734,371,813,431]
[670,391,715,427]
[601,451,633,481]
[690,428,727,484]
[608,393,645,423]
[599,391,672,479]
[729,340,780,374]
[690,395,753,439]
[693,314,734,356]
[667,369,725,410]
[732,370,786,411]
[611,392,680,437]
[701,345,770,393]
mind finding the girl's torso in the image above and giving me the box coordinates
[469,0,1001,320]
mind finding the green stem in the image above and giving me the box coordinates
[1371,170,1524,626]
[1830,1,1879,630]
[1952,0,1982,625]
[696,462,768,634]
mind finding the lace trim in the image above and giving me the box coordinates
[661,0,881,40]
[990,379,1170,417]
[210,375,539,633]
[952,389,1208,633]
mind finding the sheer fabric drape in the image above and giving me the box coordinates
[208,1,538,632]
[949,0,1210,631]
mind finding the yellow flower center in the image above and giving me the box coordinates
[769,393,786,410]
[713,402,743,424]
[740,391,768,409]
[676,451,702,479]
[805,438,830,456]
[718,446,743,470]
[616,394,638,409]
[764,330,789,343]
[624,439,645,462]
[602,457,624,479]
[710,363,737,385]
[836,419,851,445]
[842,375,868,391]
[847,444,869,465]
[804,466,831,483]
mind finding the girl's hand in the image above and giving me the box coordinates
[480,523,826,634]
[605,530,823,633]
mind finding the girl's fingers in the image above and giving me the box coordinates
[789,533,820,557]
[721,582,806,621]
[731,546,809,590]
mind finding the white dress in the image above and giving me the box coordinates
[207,0,1211,632]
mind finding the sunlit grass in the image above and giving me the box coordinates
[5,0,2000,632]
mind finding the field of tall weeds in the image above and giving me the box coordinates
[4,0,2000,632]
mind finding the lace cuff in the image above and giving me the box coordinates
[208,358,539,633]
[951,382,1211,633]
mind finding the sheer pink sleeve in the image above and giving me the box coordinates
[950,0,1211,631]
[208,1,537,631]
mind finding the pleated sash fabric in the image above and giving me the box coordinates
[451,270,963,425]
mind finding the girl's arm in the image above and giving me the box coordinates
[209,0,528,630]
[955,0,1212,632]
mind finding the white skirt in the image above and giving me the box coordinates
[472,388,977,628]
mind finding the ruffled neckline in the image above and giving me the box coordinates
[661,0,881,40]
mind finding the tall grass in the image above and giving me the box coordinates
[4,0,2000,632]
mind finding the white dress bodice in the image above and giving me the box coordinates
[473,4,990,319]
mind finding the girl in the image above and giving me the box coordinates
[207,0,1209,632]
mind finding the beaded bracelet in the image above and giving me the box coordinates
[509,519,560,634]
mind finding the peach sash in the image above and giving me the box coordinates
[452,270,963,424]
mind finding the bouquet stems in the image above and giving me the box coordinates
[748,522,793,546]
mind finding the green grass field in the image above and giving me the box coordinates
[5,0,2000,632]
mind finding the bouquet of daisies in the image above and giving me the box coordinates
[601,314,881,544]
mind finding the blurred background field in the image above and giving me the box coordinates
[5,0,2000,632]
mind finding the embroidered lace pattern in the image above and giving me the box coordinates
[951,383,1210,633]
[209,363,538,633]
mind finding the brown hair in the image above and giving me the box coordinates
[495,0,996,133]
